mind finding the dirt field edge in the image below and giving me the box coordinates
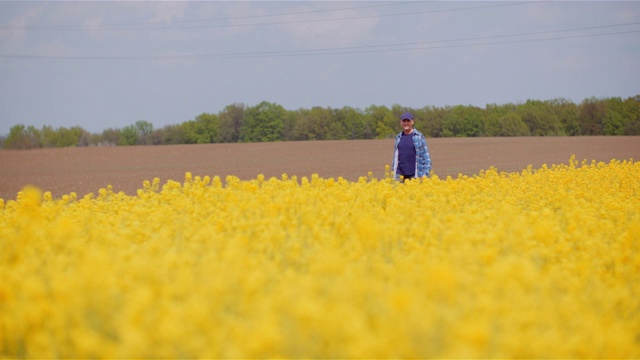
[1,136,638,200]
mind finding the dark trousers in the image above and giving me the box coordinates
[399,173,415,182]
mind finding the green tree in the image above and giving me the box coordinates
[497,113,530,136]
[135,120,154,145]
[364,105,394,139]
[545,98,579,136]
[40,125,58,147]
[58,126,78,147]
[5,124,41,149]
[336,106,368,140]
[281,109,298,142]
[326,108,347,140]
[217,103,245,143]
[418,106,446,138]
[293,106,344,141]
[241,101,286,142]
[464,106,485,137]
[119,125,138,146]
[101,128,121,146]
[291,108,312,141]
[518,100,564,136]
[74,126,91,147]
[45,126,85,147]
[484,103,518,137]
[623,95,640,135]
[578,97,606,135]
[442,105,484,137]
[87,132,104,146]
[148,128,165,145]
[161,124,187,144]
[602,97,625,135]
[182,113,219,144]
[375,120,394,139]
[181,121,198,144]
[378,106,402,139]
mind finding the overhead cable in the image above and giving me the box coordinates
[2,25,638,60]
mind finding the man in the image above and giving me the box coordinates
[391,112,432,180]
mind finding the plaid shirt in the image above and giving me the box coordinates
[392,129,432,179]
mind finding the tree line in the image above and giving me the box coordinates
[2,96,639,150]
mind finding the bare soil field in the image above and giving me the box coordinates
[1,136,638,200]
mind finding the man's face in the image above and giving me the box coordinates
[401,118,413,132]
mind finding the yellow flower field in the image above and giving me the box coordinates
[1,156,639,358]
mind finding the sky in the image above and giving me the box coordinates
[1,1,639,135]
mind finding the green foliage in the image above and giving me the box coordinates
[3,95,640,149]
[41,125,86,147]
[364,105,393,139]
[578,97,606,135]
[337,106,370,140]
[497,113,530,137]
[548,98,579,136]
[442,105,485,137]
[463,106,485,137]
[135,120,154,145]
[182,113,218,144]
[375,121,395,139]
[5,125,41,149]
[100,128,121,146]
[217,104,245,143]
[160,125,187,145]
[484,103,518,136]
[241,101,286,143]
[602,101,624,136]
[518,100,564,136]
[442,108,462,137]
[417,106,445,138]
[119,125,138,146]
[623,96,640,135]
[292,107,339,141]
[114,120,155,145]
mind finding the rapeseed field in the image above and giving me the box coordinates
[1,156,639,358]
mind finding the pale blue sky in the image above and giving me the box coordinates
[1,1,639,135]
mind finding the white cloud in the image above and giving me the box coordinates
[0,3,45,52]
[278,4,380,48]
[147,1,189,24]
[1,1,639,136]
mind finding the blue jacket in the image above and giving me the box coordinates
[392,129,432,179]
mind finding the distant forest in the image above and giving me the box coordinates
[2,96,639,150]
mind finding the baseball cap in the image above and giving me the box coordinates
[400,112,414,120]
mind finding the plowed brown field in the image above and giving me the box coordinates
[1,136,638,200]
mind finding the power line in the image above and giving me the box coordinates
[0,1,419,30]
[159,2,536,32]
[1,1,535,31]
[48,1,424,28]
[2,24,638,60]
[226,21,640,58]
[283,30,640,58]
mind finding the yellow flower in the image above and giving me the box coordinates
[1,157,639,358]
